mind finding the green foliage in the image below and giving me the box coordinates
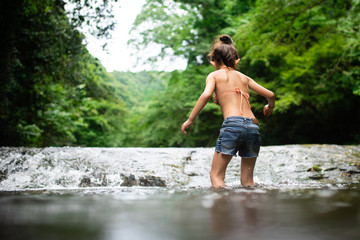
[233,0,360,144]
[133,66,223,147]
[129,0,360,146]
[1,0,359,147]
[111,71,169,108]
[109,71,171,146]
[0,0,126,146]
[130,0,255,64]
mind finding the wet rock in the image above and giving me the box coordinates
[79,177,92,187]
[41,158,55,168]
[20,148,37,156]
[309,174,328,180]
[187,172,198,177]
[324,167,338,171]
[94,173,107,186]
[101,175,107,186]
[120,174,166,187]
[184,150,196,161]
[139,175,166,187]
[342,170,360,177]
[78,174,108,187]
[55,177,67,187]
[339,168,360,176]
[0,169,8,182]
[121,174,137,187]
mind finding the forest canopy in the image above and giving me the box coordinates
[1,0,359,147]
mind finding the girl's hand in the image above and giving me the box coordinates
[263,104,274,116]
[181,119,193,135]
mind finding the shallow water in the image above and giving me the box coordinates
[0,145,359,239]
[0,187,359,240]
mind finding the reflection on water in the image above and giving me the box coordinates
[0,187,359,240]
[210,190,259,239]
[0,145,359,239]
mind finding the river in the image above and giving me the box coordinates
[0,145,359,239]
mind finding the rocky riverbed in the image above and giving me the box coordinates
[0,145,359,190]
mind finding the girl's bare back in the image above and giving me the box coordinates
[212,68,255,119]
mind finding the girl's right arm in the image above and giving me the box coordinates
[181,73,216,135]
[248,77,275,116]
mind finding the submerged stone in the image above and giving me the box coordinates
[324,167,338,171]
[309,174,328,180]
[139,175,166,187]
[0,169,8,182]
[121,174,137,187]
[79,177,92,187]
[120,174,166,187]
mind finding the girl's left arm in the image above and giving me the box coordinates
[181,74,215,135]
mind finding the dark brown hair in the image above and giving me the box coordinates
[208,34,239,69]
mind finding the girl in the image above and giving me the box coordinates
[181,35,275,188]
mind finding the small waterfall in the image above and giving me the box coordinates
[0,145,359,191]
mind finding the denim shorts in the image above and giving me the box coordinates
[215,116,261,158]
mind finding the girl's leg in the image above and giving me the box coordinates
[241,157,257,186]
[210,151,232,187]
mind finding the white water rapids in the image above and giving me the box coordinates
[1,145,359,191]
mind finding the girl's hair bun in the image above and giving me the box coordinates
[219,34,233,44]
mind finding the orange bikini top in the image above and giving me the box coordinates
[213,87,251,114]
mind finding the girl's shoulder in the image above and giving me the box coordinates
[233,70,251,81]
[207,70,250,83]
[208,69,235,77]
[209,69,246,77]
[206,70,223,80]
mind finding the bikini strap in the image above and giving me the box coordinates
[213,87,251,114]
[237,87,251,114]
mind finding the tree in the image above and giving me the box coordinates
[0,0,127,146]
